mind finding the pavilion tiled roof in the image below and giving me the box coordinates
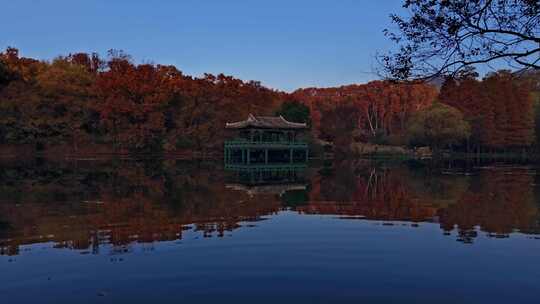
[225,114,307,129]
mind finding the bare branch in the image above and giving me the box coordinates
[381,0,540,80]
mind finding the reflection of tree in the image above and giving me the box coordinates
[281,189,310,208]
[404,165,470,204]
[301,162,439,222]
[319,162,357,202]
[0,160,281,256]
[438,169,540,241]
[299,162,540,242]
[2,160,540,254]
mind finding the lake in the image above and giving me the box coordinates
[1,158,540,303]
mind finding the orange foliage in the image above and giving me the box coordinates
[0,47,535,154]
[292,81,437,139]
[440,71,534,150]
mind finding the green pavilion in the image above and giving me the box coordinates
[224,114,309,168]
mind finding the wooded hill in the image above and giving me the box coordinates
[1,48,539,156]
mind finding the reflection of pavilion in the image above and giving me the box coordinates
[226,183,307,197]
[225,163,308,197]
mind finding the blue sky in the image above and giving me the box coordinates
[1,0,403,91]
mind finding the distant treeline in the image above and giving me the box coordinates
[0,48,283,154]
[292,69,540,154]
[1,48,539,155]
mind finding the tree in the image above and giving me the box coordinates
[382,0,540,80]
[35,57,99,149]
[407,103,471,151]
[68,52,104,74]
[164,73,283,153]
[95,54,176,152]
[319,102,360,155]
[1,47,290,154]
[275,100,311,125]
[440,69,535,151]
[0,60,14,89]
[0,48,47,145]
[482,70,534,149]
[439,69,488,150]
[292,81,436,141]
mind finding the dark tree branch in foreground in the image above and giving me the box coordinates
[380,0,540,81]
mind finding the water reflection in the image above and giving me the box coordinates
[0,160,282,256]
[1,159,539,256]
[301,161,540,243]
[225,163,308,197]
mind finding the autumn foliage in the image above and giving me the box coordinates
[286,81,441,156]
[440,70,535,151]
[0,48,537,155]
[0,48,282,154]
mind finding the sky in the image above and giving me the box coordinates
[1,0,404,92]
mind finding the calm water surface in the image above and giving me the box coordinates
[1,159,539,303]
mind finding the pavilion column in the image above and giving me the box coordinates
[241,149,245,164]
[247,148,251,164]
[289,149,294,164]
[264,149,268,164]
[305,148,309,162]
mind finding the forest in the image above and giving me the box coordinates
[1,47,539,157]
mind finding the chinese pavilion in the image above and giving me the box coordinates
[224,114,309,167]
